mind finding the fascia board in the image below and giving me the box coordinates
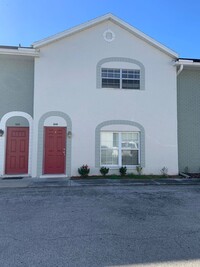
[32,13,113,48]
[174,61,200,67]
[109,16,178,58]
[0,47,39,57]
[32,13,178,58]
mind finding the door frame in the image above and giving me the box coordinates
[43,126,67,175]
[5,127,29,174]
[0,112,33,177]
[37,112,72,178]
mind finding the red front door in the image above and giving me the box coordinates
[5,127,29,174]
[44,127,66,174]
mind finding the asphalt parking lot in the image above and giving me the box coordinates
[0,185,200,267]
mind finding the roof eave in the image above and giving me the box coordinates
[32,13,113,48]
[0,47,39,57]
[174,59,200,68]
[108,16,178,58]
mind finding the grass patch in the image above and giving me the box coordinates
[71,174,179,180]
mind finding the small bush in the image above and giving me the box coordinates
[160,166,168,177]
[119,166,127,176]
[136,166,143,175]
[100,167,109,176]
[184,166,189,174]
[78,165,90,177]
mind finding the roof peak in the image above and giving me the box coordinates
[32,13,178,58]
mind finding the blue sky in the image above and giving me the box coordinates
[1,0,200,58]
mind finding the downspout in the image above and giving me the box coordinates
[177,64,183,76]
[176,62,183,176]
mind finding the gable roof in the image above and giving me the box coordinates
[32,13,178,58]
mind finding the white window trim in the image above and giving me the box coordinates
[100,131,140,167]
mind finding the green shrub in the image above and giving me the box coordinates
[160,166,168,177]
[184,166,189,174]
[119,166,127,176]
[100,167,109,176]
[78,165,90,177]
[136,166,143,175]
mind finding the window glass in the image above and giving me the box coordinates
[101,132,119,165]
[122,70,140,79]
[101,68,140,89]
[101,149,118,165]
[101,132,119,148]
[102,68,120,78]
[102,68,120,88]
[122,150,139,165]
[102,79,120,88]
[122,69,140,89]
[121,133,139,149]
[100,132,140,166]
[122,80,140,89]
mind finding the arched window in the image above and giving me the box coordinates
[96,57,145,90]
[95,120,145,168]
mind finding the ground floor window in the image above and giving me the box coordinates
[100,131,140,166]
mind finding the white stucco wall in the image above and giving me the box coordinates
[32,20,178,176]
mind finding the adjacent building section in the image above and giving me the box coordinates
[0,52,34,118]
[177,59,200,173]
[0,46,38,176]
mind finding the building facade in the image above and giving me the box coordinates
[0,14,199,178]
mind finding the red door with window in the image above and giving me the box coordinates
[44,127,66,174]
[5,127,29,174]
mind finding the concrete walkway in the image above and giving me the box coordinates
[0,177,200,189]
